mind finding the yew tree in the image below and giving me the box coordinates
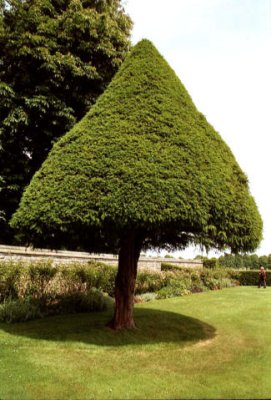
[11,40,262,329]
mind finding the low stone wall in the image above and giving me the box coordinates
[0,244,202,271]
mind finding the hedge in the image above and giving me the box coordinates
[228,269,271,286]
[0,260,268,322]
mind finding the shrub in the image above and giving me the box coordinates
[0,262,23,301]
[0,297,42,323]
[190,271,206,293]
[199,268,232,290]
[135,271,166,294]
[203,258,219,269]
[27,261,57,299]
[156,279,191,299]
[58,262,116,296]
[220,278,236,288]
[88,263,116,296]
[228,270,271,286]
[57,264,88,294]
[0,289,114,323]
[0,260,117,320]
[161,263,184,272]
[55,288,114,314]
[0,259,252,322]
[134,292,158,303]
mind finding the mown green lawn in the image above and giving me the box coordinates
[0,286,270,399]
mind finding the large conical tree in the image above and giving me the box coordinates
[11,39,262,329]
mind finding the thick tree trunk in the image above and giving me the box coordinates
[108,231,142,330]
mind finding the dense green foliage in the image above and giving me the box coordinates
[202,257,219,269]
[11,39,262,254]
[0,288,112,323]
[0,259,253,322]
[219,252,271,269]
[0,260,116,321]
[0,257,270,323]
[228,269,271,286]
[0,260,116,300]
[162,260,271,286]
[0,0,132,243]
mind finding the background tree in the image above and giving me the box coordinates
[250,253,261,269]
[0,0,132,243]
[11,39,263,329]
[218,253,271,269]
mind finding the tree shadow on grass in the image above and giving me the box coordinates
[0,307,216,347]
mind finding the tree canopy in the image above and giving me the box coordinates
[11,39,263,328]
[0,0,132,243]
[11,39,262,254]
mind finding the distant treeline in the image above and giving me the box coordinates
[214,254,271,270]
[165,253,271,270]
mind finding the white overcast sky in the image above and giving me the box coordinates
[124,0,271,258]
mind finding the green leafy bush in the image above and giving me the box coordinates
[161,263,184,272]
[27,261,57,299]
[54,288,114,314]
[135,271,166,294]
[0,259,254,324]
[58,262,116,296]
[0,289,114,323]
[220,278,236,288]
[228,270,271,286]
[0,260,117,300]
[0,262,23,301]
[0,297,42,323]
[190,271,206,293]
[134,292,158,303]
[199,268,232,290]
[87,263,116,296]
[156,279,191,299]
[203,258,218,269]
